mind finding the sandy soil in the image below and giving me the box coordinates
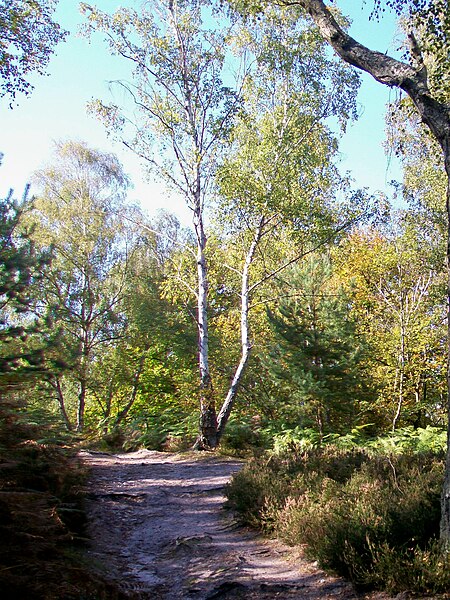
[81,449,394,600]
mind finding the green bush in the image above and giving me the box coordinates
[263,424,447,456]
[225,445,447,594]
[225,456,292,528]
[220,416,264,454]
[361,540,450,594]
[121,408,198,451]
[368,426,447,454]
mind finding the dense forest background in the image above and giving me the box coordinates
[3,1,448,450]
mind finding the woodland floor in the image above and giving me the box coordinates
[81,449,399,600]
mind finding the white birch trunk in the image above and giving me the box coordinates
[392,310,406,431]
[215,218,266,444]
[193,202,217,449]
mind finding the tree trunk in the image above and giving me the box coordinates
[216,347,250,445]
[393,312,406,431]
[215,219,264,444]
[76,378,86,433]
[441,158,450,543]
[193,202,217,450]
[114,349,147,428]
[293,0,450,543]
[197,375,217,450]
[51,377,73,431]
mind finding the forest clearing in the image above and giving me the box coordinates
[3,0,450,597]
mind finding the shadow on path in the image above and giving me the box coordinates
[82,450,388,600]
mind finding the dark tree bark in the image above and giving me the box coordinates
[50,377,73,431]
[288,0,450,543]
[114,350,148,427]
[77,378,87,433]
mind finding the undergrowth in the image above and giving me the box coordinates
[226,442,449,595]
[0,399,138,600]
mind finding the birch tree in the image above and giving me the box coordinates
[82,0,242,448]
[30,141,132,432]
[337,222,444,431]
[213,5,361,445]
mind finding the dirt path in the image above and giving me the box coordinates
[82,450,391,600]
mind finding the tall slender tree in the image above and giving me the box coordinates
[81,0,243,448]
[337,221,445,430]
[212,4,361,444]
[30,141,132,432]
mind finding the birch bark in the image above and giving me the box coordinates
[215,217,266,444]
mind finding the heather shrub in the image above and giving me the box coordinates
[360,540,450,594]
[225,445,447,594]
[0,399,133,599]
[225,456,292,528]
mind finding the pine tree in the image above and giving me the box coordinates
[267,256,369,435]
[0,187,53,391]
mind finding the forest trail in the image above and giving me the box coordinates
[82,450,391,600]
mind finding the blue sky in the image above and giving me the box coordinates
[0,0,402,226]
[336,0,403,195]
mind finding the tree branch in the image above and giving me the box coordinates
[287,0,450,147]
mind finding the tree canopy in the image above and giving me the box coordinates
[0,0,67,103]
